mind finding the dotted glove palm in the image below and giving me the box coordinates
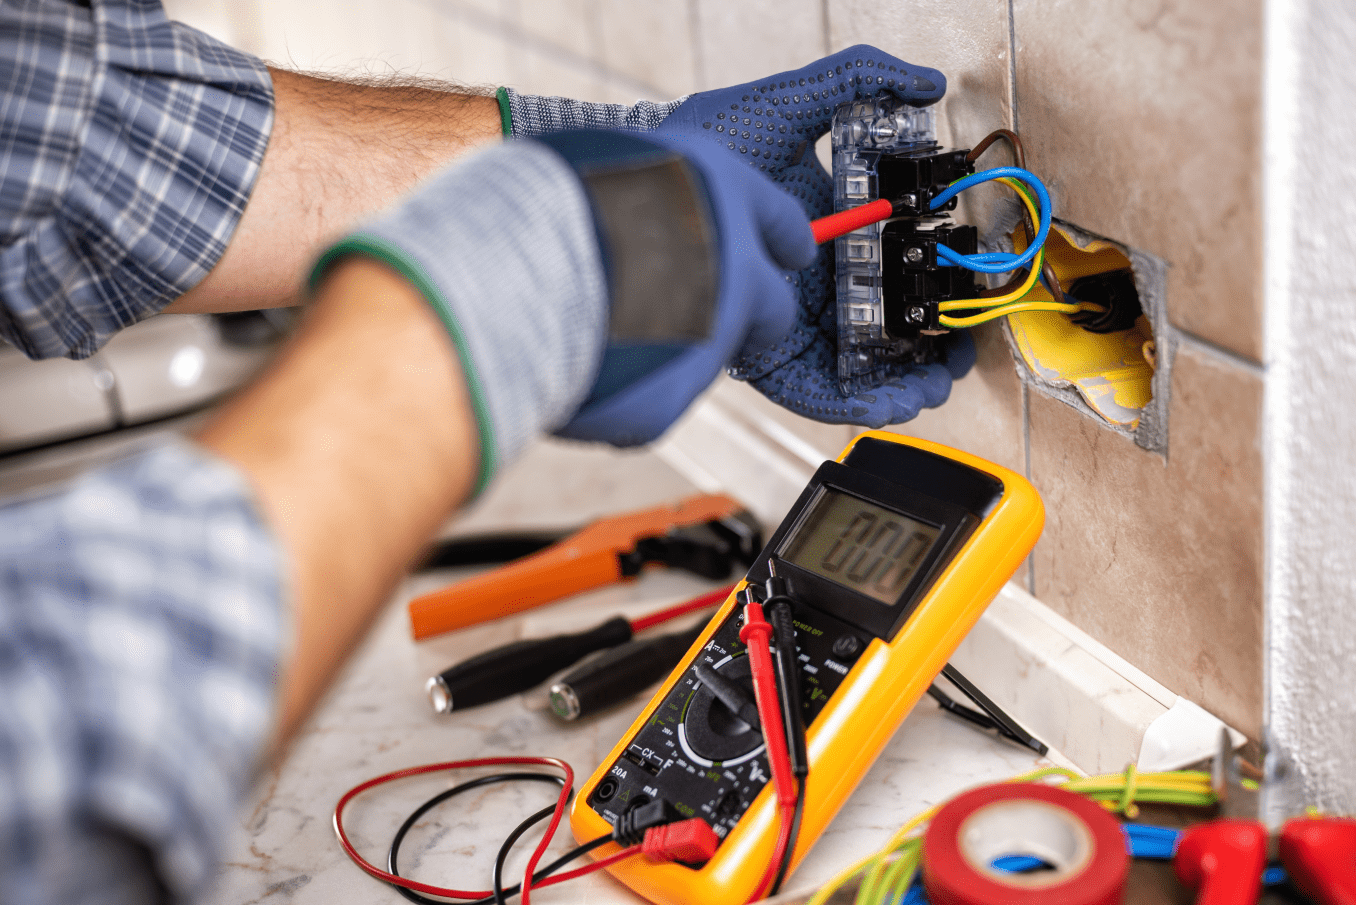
[654,45,976,427]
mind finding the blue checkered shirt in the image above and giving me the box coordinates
[0,0,273,360]
[0,441,286,905]
[0,3,286,904]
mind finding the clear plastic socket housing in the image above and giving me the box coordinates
[832,97,936,395]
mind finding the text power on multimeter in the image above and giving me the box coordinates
[569,431,1044,905]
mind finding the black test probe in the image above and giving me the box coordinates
[426,585,732,714]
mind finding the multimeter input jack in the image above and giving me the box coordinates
[594,778,619,803]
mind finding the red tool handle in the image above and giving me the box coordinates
[810,198,894,244]
[1174,820,1268,905]
[1280,818,1356,905]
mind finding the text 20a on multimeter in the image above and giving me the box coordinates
[569,431,1044,905]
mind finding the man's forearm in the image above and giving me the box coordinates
[196,257,478,745]
[168,69,502,314]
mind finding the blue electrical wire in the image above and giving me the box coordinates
[928,166,1053,275]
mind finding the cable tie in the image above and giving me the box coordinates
[1118,762,1140,819]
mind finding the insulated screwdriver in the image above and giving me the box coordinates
[425,585,733,714]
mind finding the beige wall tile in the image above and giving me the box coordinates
[1028,345,1263,739]
[596,0,700,98]
[827,0,1018,279]
[875,322,1025,477]
[248,0,516,86]
[510,0,601,63]
[695,0,826,91]
[511,45,605,99]
[1012,0,1263,362]
[827,0,1011,146]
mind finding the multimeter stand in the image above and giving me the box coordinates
[929,663,1047,756]
[570,432,1044,905]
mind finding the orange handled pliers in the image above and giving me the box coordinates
[408,493,760,640]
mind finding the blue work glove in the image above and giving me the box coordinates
[536,130,817,445]
[656,45,976,427]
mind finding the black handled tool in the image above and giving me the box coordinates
[426,616,633,713]
[549,622,707,721]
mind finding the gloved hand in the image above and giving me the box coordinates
[653,44,975,427]
[536,129,817,445]
[313,130,813,489]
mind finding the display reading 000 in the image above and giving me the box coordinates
[779,488,941,605]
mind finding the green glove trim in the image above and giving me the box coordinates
[309,237,499,495]
[495,87,513,136]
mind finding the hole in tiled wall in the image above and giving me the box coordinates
[994,218,1170,455]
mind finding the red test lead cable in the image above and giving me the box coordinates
[630,584,734,633]
[333,756,575,901]
[740,598,799,903]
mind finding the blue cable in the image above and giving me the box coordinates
[928,167,1052,275]
[1124,823,1180,859]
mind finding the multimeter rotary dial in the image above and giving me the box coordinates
[677,655,764,766]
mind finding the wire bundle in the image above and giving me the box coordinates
[804,765,1218,905]
[930,168,1104,328]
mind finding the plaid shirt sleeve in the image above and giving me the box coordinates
[0,0,274,360]
[0,439,287,905]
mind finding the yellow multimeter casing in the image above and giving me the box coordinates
[569,432,1043,905]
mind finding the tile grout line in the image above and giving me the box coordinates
[1007,0,1019,131]
[411,0,670,99]
[688,0,706,91]
[1173,327,1267,377]
[820,0,833,55]
[1010,0,1032,598]
[1023,381,1036,596]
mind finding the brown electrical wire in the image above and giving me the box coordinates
[965,130,1068,307]
[966,129,1026,170]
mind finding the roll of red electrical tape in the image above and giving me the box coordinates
[922,783,1128,905]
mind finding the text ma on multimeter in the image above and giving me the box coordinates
[569,431,1044,905]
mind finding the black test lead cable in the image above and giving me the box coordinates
[387,773,612,905]
[765,562,810,897]
[387,772,564,905]
[491,811,613,905]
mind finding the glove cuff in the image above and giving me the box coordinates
[501,86,686,137]
[312,142,608,493]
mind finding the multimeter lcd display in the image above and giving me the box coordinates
[779,488,941,605]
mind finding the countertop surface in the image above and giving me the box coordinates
[202,441,1065,905]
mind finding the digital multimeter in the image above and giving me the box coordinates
[569,432,1044,905]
